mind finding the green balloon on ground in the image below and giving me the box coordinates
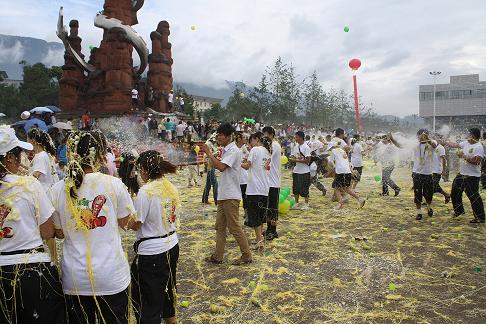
[287,196,295,207]
[374,175,381,182]
[344,26,350,32]
[278,200,291,214]
[282,187,291,196]
[279,194,285,204]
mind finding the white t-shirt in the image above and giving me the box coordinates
[292,143,311,174]
[332,137,348,148]
[134,179,179,255]
[239,145,249,185]
[459,141,484,177]
[351,143,363,168]
[330,148,352,174]
[380,143,396,168]
[432,144,446,174]
[131,89,138,99]
[168,93,174,103]
[246,146,271,196]
[30,151,59,191]
[218,142,242,201]
[176,124,185,137]
[50,173,135,296]
[268,141,281,188]
[412,142,435,175]
[0,175,53,266]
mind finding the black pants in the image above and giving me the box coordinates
[451,175,485,221]
[66,288,129,324]
[432,173,447,195]
[240,184,248,209]
[481,158,486,189]
[131,244,179,323]
[266,187,280,234]
[412,173,433,204]
[382,166,399,194]
[0,262,66,324]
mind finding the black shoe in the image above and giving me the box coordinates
[453,212,465,218]
[428,208,434,217]
[470,219,485,224]
[416,214,423,220]
[394,188,401,197]
[380,192,389,196]
[265,232,278,241]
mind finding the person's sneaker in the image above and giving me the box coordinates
[453,211,465,218]
[416,214,423,220]
[470,218,485,224]
[291,203,301,210]
[300,203,310,210]
[394,188,401,197]
[428,208,434,217]
[359,198,366,208]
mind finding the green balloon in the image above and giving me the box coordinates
[279,194,285,204]
[344,26,350,32]
[282,187,290,197]
[287,196,295,207]
[374,175,382,182]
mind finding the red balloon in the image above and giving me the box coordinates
[349,58,362,71]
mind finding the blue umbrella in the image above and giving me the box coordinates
[23,118,48,132]
[45,105,62,113]
[30,106,53,114]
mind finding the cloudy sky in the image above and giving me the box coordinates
[1,0,486,116]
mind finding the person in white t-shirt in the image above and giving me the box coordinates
[202,123,252,265]
[50,131,136,323]
[176,121,185,142]
[128,150,180,324]
[236,132,250,219]
[131,88,139,109]
[0,126,66,323]
[443,128,485,223]
[410,129,437,220]
[328,141,366,210]
[262,126,281,240]
[242,132,271,251]
[350,134,364,189]
[289,131,312,210]
[379,134,401,196]
[431,137,451,203]
[27,128,59,191]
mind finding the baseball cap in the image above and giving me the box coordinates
[0,125,33,155]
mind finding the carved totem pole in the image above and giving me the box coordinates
[57,0,174,114]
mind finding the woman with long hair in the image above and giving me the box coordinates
[0,125,65,323]
[242,132,272,251]
[129,150,180,324]
[49,130,136,324]
[27,128,59,191]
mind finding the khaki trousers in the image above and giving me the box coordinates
[214,199,251,261]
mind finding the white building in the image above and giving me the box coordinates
[192,95,223,112]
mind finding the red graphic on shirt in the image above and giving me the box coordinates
[0,205,14,239]
[169,203,177,223]
[79,196,107,230]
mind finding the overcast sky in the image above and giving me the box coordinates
[1,0,486,116]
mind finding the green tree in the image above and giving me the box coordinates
[0,84,30,118]
[174,86,195,117]
[204,102,226,120]
[19,62,61,108]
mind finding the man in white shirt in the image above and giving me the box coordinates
[289,131,311,209]
[176,121,185,142]
[168,90,174,111]
[432,137,451,203]
[263,126,281,240]
[202,123,252,264]
[411,129,437,220]
[444,128,485,223]
[131,88,139,109]
[350,134,364,189]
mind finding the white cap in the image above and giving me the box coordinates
[20,111,30,120]
[0,125,33,155]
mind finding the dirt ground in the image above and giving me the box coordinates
[127,162,486,323]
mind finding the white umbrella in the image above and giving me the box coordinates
[0,113,6,117]
[52,122,73,130]
[30,106,54,114]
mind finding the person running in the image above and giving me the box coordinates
[0,125,66,324]
[380,134,401,196]
[203,123,252,265]
[432,135,451,203]
[328,141,366,209]
[411,129,436,220]
[49,131,136,324]
[443,128,485,224]
[129,150,180,324]
[27,128,59,191]
[262,126,281,240]
[289,131,312,210]
[242,132,271,251]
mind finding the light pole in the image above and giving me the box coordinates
[429,71,441,132]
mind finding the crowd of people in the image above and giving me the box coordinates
[1,114,485,323]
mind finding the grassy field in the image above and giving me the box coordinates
[128,162,486,323]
